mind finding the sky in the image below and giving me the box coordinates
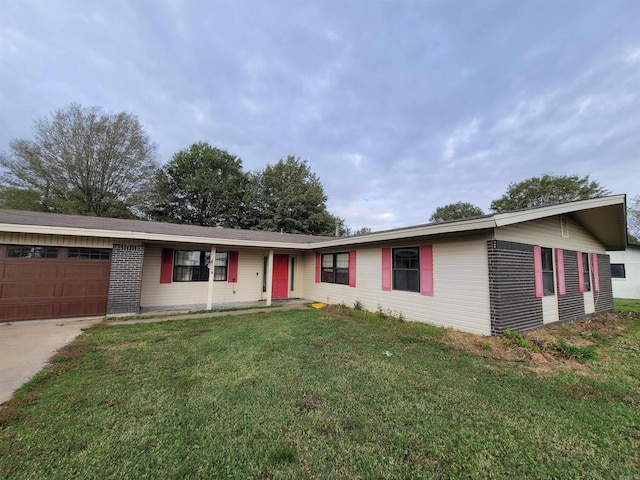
[1,0,639,232]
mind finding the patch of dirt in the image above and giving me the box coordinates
[443,311,640,377]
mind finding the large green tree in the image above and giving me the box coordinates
[148,142,247,227]
[490,174,609,213]
[243,156,339,236]
[0,103,158,217]
[430,202,484,222]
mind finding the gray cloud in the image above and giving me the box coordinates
[1,0,639,231]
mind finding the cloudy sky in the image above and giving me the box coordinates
[1,0,639,231]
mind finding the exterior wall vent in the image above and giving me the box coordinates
[560,216,569,238]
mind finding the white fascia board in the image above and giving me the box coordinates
[492,195,627,227]
[313,217,497,248]
[0,223,313,250]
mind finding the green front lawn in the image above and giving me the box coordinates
[1,308,639,479]
[616,297,640,313]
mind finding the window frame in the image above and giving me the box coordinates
[541,247,555,296]
[392,247,420,293]
[582,252,591,292]
[213,252,228,282]
[172,250,222,283]
[321,252,349,285]
[68,248,111,260]
[7,246,58,259]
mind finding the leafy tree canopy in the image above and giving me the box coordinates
[490,174,610,213]
[244,156,338,236]
[0,103,158,218]
[0,187,45,212]
[147,142,247,227]
[429,202,485,222]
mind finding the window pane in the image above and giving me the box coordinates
[321,268,334,283]
[394,248,419,269]
[68,248,110,260]
[335,253,349,269]
[175,251,200,266]
[611,264,626,279]
[393,270,419,292]
[543,271,555,295]
[582,253,591,291]
[173,250,210,282]
[322,254,334,268]
[541,248,553,271]
[335,268,349,285]
[8,246,58,258]
[213,252,227,281]
[215,252,227,267]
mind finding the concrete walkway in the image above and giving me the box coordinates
[104,300,308,325]
[0,300,311,405]
[0,316,102,404]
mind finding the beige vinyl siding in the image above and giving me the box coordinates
[0,232,113,248]
[495,217,604,252]
[141,245,269,308]
[303,236,492,336]
[542,295,558,324]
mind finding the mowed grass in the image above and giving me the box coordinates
[616,297,640,313]
[1,308,639,479]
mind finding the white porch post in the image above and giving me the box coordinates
[206,246,217,310]
[265,249,274,306]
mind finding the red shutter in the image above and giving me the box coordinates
[381,248,391,291]
[228,251,238,283]
[349,250,356,288]
[160,248,174,284]
[556,249,566,295]
[533,246,543,298]
[315,253,321,283]
[592,253,600,292]
[577,252,585,293]
[419,245,434,296]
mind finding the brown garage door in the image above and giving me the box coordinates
[0,245,111,322]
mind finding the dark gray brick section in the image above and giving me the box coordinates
[488,240,543,336]
[595,254,614,314]
[107,244,145,314]
[557,249,584,324]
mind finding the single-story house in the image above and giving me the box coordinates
[607,243,640,299]
[0,195,627,336]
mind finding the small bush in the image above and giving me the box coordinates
[353,299,363,311]
[502,328,529,348]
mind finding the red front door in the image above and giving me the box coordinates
[272,254,289,299]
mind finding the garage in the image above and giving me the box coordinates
[0,245,111,322]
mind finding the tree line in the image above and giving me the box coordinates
[0,104,342,236]
[1,103,638,240]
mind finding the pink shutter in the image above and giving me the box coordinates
[349,250,356,287]
[577,252,585,293]
[533,246,543,298]
[419,245,434,296]
[381,248,392,291]
[592,253,600,292]
[160,248,174,284]
[315,253,321,283]
[228,251,238,283]
[556,249,566,295]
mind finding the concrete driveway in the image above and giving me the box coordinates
[0,317,102,404]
